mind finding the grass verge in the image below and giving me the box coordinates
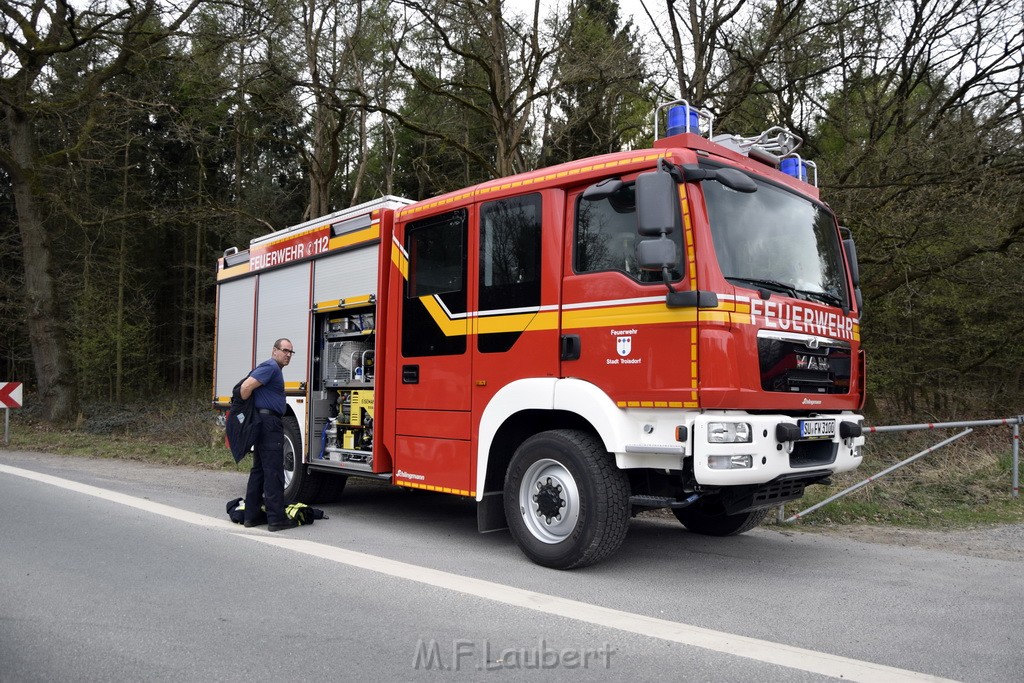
[3,424,242,470]
[783,429,1024,528]
[2,399,245,472]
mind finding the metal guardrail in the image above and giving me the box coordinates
[782,415,1024,523]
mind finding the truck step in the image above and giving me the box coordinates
[630,493,700,509]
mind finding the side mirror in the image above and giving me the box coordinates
[582,177,623,201]
[840,229,864,312]
[636,168,679,237]
[843,235,861,287]
[636,237,677,272]
[681,165,757,193]
[715,168,758,193]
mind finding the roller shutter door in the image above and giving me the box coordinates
[214,277,257,400]
[256,264,312,385]
[313,247,378,304]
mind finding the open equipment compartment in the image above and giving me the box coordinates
[310,306,376,471]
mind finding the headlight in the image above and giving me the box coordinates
[708,454,753,470]
[707,422,752,443]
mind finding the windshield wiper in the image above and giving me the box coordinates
[795,289,844,308]
[728,277,846,308]
[726,276,800,299]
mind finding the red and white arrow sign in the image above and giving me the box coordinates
[0,382,23,408]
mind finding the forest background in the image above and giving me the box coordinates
[2,0,1022,428]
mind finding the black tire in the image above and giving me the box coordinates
[503,429,630,569]
[281,415,316,503]
[317,472,348,503]
[281,415,347,504]
[672,502,769,536]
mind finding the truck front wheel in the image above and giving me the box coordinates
[503,429,630,569]
[672,502,768,536]
[281,415,311,502]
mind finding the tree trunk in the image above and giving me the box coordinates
[6,108,78,422]
[115,227,126,403]
[308,109,331,218]
[192,222,203,393]
[350,105,368,205]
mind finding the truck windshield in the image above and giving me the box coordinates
[703,174,848,308]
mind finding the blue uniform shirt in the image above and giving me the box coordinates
[250,358,286,415]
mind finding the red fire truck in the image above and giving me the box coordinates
[213,102,866,568]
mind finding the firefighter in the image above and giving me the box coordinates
[240,338,297,531]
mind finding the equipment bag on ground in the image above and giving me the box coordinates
[226,498,328,526]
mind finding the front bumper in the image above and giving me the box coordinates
[690,412,864,485]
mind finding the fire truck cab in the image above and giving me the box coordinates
[213,102,865,568]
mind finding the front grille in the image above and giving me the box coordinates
[758,335,851,394]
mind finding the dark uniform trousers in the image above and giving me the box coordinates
[244,414,286,525]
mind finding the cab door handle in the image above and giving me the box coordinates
[560,335,581,361]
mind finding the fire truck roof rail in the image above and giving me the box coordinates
[653,101,818,186]
[251,195,414,247]
[711,126,803,165]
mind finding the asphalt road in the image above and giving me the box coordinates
[1,450,1021,682]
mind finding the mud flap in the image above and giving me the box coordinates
[477,490,508,533]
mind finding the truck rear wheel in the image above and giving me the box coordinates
[672,503,768,536]
[503,429,630,569]
[281,415,347,503]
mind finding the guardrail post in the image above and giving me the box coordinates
[1013,418,1021,499]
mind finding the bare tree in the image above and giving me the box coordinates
[379,0,555,180]
[641,0,756,107]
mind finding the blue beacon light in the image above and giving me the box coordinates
[780,157,809,182]
[667,105,701,136]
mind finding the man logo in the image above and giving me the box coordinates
[617,336,632,357]
[796,354,829,371]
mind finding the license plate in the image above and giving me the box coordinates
[798,418,836,440]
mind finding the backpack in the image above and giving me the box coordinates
[225,374,259,463]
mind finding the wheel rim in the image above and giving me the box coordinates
[282,432,296,489]
[518,458,580,544]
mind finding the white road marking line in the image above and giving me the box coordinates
[2,463,956,682]
[0,463,238,530]
[245,535,953,682]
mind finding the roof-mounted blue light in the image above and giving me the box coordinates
[654,100,713,141]
[780,154,818,186]
[667,105,701,136]
[780,157,807,181]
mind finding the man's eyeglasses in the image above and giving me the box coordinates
[276,347,295,355]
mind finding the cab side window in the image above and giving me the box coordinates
[574,185,683,283]
[402,209,468,357]
[478,193,542,353]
